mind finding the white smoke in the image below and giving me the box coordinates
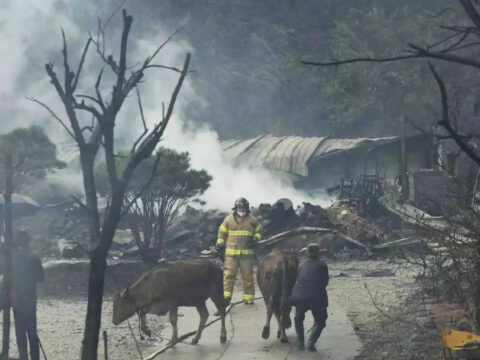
[126,37,333,210]
[1,0,333,210]
[162,121,334,210]
[0,0,97,136]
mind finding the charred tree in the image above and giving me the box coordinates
[34,9,190,359]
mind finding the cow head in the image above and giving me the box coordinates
[112,287,137,325]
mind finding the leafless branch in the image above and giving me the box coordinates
[103,0,128,34]
[428,7,455,19]
[120,152,161,219]
[90,25,120,75]
[143,27,183,67]
[122,53,191,183]
[72,38,92,91]
[427,30,470,51]
[72,194,87,210]
[74,100,104,122]
[460,0,480,32]
[303,43,480,70]
[408,44,480,69]
[44,63,86,147]
[80,126,94,134]
[145,64,195,73]
[428,62,480,167]
[27,97,76,140]
[435,29,472,52]
[136,87,147,132]
[61,29,75,96]
[131,88,148,154]
[77,94,104,108]
[95,68,106,111]
[441,41,480,53]
[302,54,420,67]
[154,54,191,137]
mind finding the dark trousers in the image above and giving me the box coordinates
[13,308,39,360]
[294,301,327,345]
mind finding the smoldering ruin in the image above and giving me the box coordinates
[2,1,480,360]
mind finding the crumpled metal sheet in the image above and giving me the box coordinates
[221,135,326,176]
[221,135,401,177]
[312,137,398,160]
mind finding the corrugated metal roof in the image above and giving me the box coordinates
[221,135,408,177]
[312,136,398,160]
[222,135,326,176]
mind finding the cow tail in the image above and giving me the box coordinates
[280,259,292,329]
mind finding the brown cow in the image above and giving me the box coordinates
[112,260,227,345]
[257,248,298,343]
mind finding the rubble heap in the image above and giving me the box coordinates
[327,202,390,246]
[162,206,227,259]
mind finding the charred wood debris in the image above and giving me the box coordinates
[41,184,419,262]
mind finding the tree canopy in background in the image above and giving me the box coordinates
[96,148,211,262]
[321,3,480,137]
[0,125,64,359]
[0,125,65,191]
[125,0,460,139]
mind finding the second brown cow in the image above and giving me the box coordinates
[257,248,298,343]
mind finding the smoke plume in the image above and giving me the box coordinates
[1,0,332,210]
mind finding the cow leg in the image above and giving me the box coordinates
[210,288,227,343]
[262,297,274,339]
[191,302,209,345]
[169,306,179,345]
[274,310,288,343]
[138,310,152,338]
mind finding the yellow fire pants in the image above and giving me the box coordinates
[223,255,254,302]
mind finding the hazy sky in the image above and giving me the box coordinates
[1,0,333,209]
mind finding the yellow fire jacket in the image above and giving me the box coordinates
[216,213,262,256]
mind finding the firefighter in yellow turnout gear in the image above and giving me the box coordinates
[216,197,262,305]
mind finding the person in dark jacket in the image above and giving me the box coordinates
[290,243,329,351]
[11,231,44,360]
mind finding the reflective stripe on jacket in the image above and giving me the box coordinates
[216,213,262,255]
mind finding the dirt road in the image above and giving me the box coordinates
[140,296,362,360]
[2,290,361,360]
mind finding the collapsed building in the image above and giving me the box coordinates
[17,133,475,261]
[221,134,432,189]
[221,134,470,216]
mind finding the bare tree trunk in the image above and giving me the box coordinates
[1,158,13,360]
[81,153,101,247]
[81,250,106,360]
[36,11,191,356]
[81,194,123,360]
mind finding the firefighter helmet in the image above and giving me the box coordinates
[233,197,250,212]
